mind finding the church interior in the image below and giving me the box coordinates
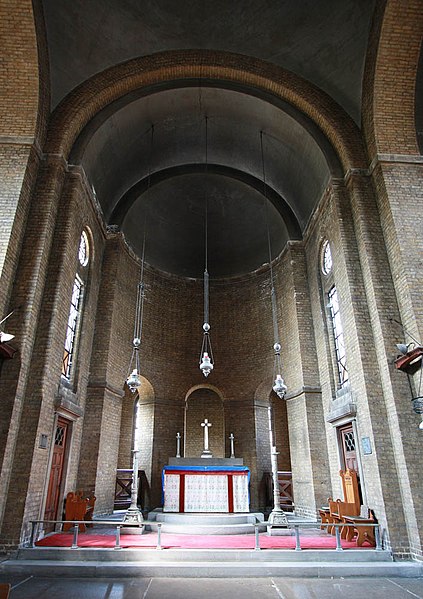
[0,0,422,566]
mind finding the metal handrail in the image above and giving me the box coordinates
[27,518,382,552]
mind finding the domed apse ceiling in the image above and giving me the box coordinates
[122,173,288,279]
[80,87,332,278]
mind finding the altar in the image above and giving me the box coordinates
[162,460,250,513]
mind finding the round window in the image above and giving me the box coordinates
[321,240,332,275]
[78,230,89,267]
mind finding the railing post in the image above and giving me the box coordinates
[375,525,382,551]
[157,522,162,550]
[29,521,36,548]
[294,525,301,551]
[335,525,343,551]
[115,525,121,550]
[71,524,79,549]
[254,524,260,551]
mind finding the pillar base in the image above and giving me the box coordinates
[123,506,144,533]
[268,509,288,527]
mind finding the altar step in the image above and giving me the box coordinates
[144,511,266,535]
[2,546,421,579]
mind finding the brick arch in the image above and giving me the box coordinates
[185,383,224,404]
[254,378,274,404]
[46,50,366,173]
[363,0,423,156]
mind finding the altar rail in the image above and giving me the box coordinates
[27,519,382,552]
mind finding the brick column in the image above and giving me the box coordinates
[347,170,423,558]
[277,243,331,517]
[329,178,419,556]
[79,236,137,513]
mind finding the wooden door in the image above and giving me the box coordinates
[44,417,69,527]
[339,424,358,471]
[338,423,363,503]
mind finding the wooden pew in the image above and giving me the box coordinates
[343,505,376,546]
[63,491,96,532]
[324,469,361,535]
[322,469,377,545]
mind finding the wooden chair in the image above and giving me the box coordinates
[63,491,96,532]
[340,468,360,509]
[84,493,96,528]
[0,583,10,598]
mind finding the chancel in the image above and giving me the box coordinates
[0,1,422,581]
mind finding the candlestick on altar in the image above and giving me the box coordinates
[201,418,212,458]
[229,433,235,458]
[176,432,181,458]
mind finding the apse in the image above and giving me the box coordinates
[79,86,331,279]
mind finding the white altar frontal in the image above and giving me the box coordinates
[162,459,250,513]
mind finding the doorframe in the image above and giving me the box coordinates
[335,418,367,505]
[40,411,73,528]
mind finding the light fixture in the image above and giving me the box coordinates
[126,280,145,393]
[260,132,287,400]
[396,343,413,355]
[0,310,16,344]
[260,131,288,528]
[391,319,423,429]
[199,116,214,377]
[125,126,154,393]
[0,332,14,344]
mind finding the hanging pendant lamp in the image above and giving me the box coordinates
[260,131,287,399]
[126,126,154,393]
[199,116,214,377]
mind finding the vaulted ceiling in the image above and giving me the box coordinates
[41,0,377,277]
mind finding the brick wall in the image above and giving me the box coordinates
[185,388,225,458]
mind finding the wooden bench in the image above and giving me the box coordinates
[330,497,360,537]
[63,491,96,532]
[321,469,377,546]
[343,505,376,547]
[323,469,361,535]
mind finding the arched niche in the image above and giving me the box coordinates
[184,385,225,458]
[270,390,291,472]
[118,375,155,480]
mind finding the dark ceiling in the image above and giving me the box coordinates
[41,0,377,278]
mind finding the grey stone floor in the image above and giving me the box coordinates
[0,576,422,598]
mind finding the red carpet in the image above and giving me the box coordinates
[35,532,371,550]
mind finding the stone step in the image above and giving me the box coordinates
[144,510,266,534]
[152,512,264,525]
[15,547,394,563]
[144,521,267,535]
[2,553,420,580]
